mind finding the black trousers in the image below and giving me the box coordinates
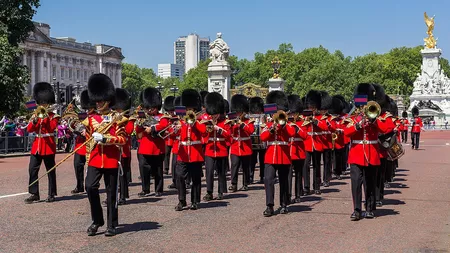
[344,144,350,170]
[264,164,290,207]
[163,145,172,173]
[303,151,322,191]
[290,159,305,198]
[28,154,57,196]
[385,160,395,183]
[230,154,251,187]
[376,158,387,202]
[350,164,377,212]
[322,149,332,182]
[401,130,408,143]
[119,157,131,199]
[411,132,420,149]
[333,148,345,176]
[205,156,228,194]
[85,166,118,227]
[176,162,202,203]
[250,149,265,182]
[139,154,164,193]
[171,153,178,185]
[73,153,86,191]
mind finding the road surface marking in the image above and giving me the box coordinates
[0,192,28,199]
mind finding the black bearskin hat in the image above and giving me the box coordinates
[372,83,387,109]
[200,91,209,108]
[402,111,408,118]
[205,92,225,115]
[381,95,391,113]
[33,82,55,105]
[329,95,344,115]
[223,99,230,113]
[231,94,249,113]
[80,90,95,110]
[249,97,264,114]
[354,83,385,105]
[388,97,398,117]
[140,87,162,110]
[87,73,116,106]
[181,89,202,112]
[287,94,303,113]
[163,96,175,112]
[266,91,288,111]
[412,106,419,117]
[320,91,332,111]
[112,88,131,111]
[305,90,322,109]
[173,96,181,107]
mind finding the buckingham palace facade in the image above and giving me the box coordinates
[20,22,124,96]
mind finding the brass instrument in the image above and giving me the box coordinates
[273,110,288,126]
[62,103,83,132]
[225,113,245,125]
[157,116,181,139]
[184,110,197,124]
[35,106,49,119]
[332,132,338,150]
[364,101,381,119]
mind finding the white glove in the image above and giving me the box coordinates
[93,132,103,142]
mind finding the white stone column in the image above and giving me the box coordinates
[31,50,36,85]
[98,58,104,74]
[46,52,51,81]
[22,50,27,66]
[117,65,122,87]
[38,51,44,82]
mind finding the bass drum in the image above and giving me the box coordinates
[249,114,266,150]
[378,131,405,161]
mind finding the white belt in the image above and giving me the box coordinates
[180,140,202,146]
[36,133,54,137]
[291,138,303,142]
[321,131,331,135]
[267,141,289,146]
[233,137,251,141]
[352,140,378,144]
[307,132,322,136]
[209,137,225,142]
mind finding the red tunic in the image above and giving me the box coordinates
[344,115,394,167]
[411,117,423,133]
[27,112,59,156]
[261,122,296,164]
[328,116,346,150]
[84,113,127,169]
[378,112,396,159]
[121,119,135,158]
[204,118,231,158]
[74,135,87,156]
[320,115,333,150]
[230,119,255,156]
[302,115,328,152]
[176,121,207,162]
[289,121,308,160]
[136,113,169,155]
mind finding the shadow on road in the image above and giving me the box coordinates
[57,194,87,201]
[396,169,409,172]
[199,201,229,209]
[126,197,163,205]
[321,188,340,194]
[383,199,406,206]
[287,205,313,213]
[384,189,402,195]
[301,196,322,202]
[394,173,408,177]
[394,178,407,182]
[329,181,347,186]
[119,221,162,234]
[224,193,248,200]
[376,208,400,217]
[388,183,409,189]
[249,185,265,191]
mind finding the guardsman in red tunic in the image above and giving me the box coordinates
[112,88,134,205]
[261,91,296,216]
[136,87,169,197]
[383,98,400,189]
[345,83,394,221]
[174,89,207,211]
[167,96,181,189]
[328,96,346,180]
[163,96,176,175]
[229,94,255,192]
[302,90,329,195]
[400,111,409,143]
[287,95,308,203]
[249,97,266,184]
[25,82,60,204]
[203,92,231,201]
[71,90,96,195]
[411,106,423,150]
[319,91,333,187]
[84,74,127,236]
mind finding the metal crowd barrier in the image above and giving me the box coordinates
[0,133,34,154]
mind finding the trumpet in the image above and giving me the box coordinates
[270,110,288,133]
[332,132,338,150]
[364,101,381,120]
[184,110,197,124]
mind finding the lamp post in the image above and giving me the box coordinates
[156,81,164,94]
[76,80,81,96]
[52,77,61,105]
[170,83,179,97]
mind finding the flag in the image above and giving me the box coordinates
[26,100,37,110]
[264,103,278,115]
[227,112,237,120]
[175,106,186,116]
[354,95,368,106]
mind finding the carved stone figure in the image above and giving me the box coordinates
[209,33,229,62]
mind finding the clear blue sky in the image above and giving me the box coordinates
[34,0,450,70]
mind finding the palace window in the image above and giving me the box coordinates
[61,67,64,79]
[69,69,72,80]
[77,70,80,80]
[52,65,56,77]
[84,70,87,81]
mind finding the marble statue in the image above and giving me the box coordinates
[209,33,229,62]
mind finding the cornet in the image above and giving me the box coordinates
[184,110,197,124]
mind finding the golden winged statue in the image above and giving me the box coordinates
[424,12,436,48]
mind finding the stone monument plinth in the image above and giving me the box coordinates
[207,32,232,101]
[267,78,285,92]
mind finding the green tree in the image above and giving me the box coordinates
[0,0,40,45]
[121,63,144,106]
[180,59,211,91]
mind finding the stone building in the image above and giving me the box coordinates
[20,22,124,97]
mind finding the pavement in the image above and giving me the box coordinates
[0,131,449,252]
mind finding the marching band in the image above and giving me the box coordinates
[24,74,413,236]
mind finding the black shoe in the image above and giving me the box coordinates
[263,206,275,217]
[292,197,301,203]
[71,188,82,194]
[364,211,375,219]
[155,192,163,197]
[138,191,150,197]
[216,193,224,200]
[256,179,264,184]
[190,202,198,210]
[45,195,56,203]
[323,181,329,187]
[24,194,40,204]
[175,201,187,211]
[105,227,116,237]
[203,193,213,201]
[185,183,191,189]
[302,190,310,196]
[279,206,289,214]
[118,199,126,205]
[376,201,382,207]
[239,185,249,191]
[163,170,169,175]
[337,175,342,180]
[350,211,361,221]
[384,183,390,188]
[411,145,414,150]
[167,183,176,189]
[87,223,103,236]
[228,185,237,192]
[314,190,321,195]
